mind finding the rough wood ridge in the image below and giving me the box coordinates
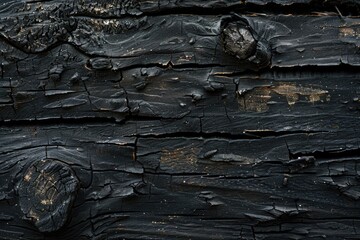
[0,0,360,239]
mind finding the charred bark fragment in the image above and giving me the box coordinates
[0,0,360,239]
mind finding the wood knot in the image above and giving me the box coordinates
[222,20,272,68]
[222,22,257,60]
[17,159,79,232]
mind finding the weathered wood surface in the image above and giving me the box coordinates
[0,0,360,239]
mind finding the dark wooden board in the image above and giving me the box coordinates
[0,0,360,239]
[1,124,360,239]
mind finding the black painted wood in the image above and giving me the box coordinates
[0,0,360,239]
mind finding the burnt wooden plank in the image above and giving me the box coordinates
[0,0,360,239]
[2,0,359,19]
[1,62,359,135]
[0,1,359,67]
[0,125,360,239]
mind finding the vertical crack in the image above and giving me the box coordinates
[121,85,131,116]
[224,103,231,122]
[82,79,93,107]
[251,226,256,240]
[118,70,132,117]
[284,139,292,160]
[8,76,16,113]
[87,158,94,189]
[212,40,219,64]
[15,60,20,75]
[0,63,3,79]
[133,136,145,184]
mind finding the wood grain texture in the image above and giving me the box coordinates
[0,0,360,239]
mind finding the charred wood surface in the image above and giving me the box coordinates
[0,0,360,239]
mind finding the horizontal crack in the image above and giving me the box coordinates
[127,130,326,140]
[214,64,360,77]
[0,117,120,127]
[0,116,327,140]
[290,148,360,160]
